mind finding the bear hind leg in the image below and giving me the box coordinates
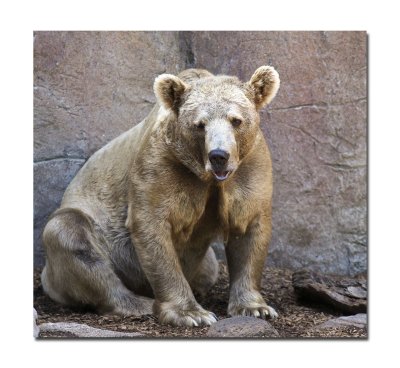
[41,208,153,316]
[190,247,219,298]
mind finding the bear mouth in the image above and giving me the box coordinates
[212,170,230,181]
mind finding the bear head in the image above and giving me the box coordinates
[154,66,280,182]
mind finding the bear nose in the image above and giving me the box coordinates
[208,149,230,168]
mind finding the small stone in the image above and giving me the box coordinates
[346,286,367,299]
[39,322,145,338]
[33,308,40,338]
[206,316,280,338]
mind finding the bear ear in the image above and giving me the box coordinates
[246,66,280,110]
[154,74,189,112]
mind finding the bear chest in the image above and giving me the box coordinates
[170,186,224,245]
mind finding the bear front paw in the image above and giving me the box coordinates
[228,290,278,320]
[155,301,217,327]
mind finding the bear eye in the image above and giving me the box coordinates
[231,118,242,128]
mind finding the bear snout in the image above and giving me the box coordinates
[208,149,231,181]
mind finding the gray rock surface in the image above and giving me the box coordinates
[34,31,367,275]
[206,316,280,338]
[33,308,40,338]
[39,322,145,338]
[313,313,367,330]
[34,31,185,162]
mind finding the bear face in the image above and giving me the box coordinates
[154,66,280,183]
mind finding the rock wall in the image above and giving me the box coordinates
[34,31,367,275]
[34,31,186,265]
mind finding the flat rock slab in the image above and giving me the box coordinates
[39,322,145,338]
[292,269,367,314]
[316,314,367,330]
[206,316,280,338]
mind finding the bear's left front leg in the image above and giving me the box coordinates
[226,214,278,319]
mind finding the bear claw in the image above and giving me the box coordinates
[158,305,218,327]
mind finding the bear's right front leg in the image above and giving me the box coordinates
[128,216,217,327]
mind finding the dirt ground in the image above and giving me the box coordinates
[34,263,367,338]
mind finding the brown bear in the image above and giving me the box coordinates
[40,66,280,327]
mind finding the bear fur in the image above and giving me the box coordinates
[41,66,280,327]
